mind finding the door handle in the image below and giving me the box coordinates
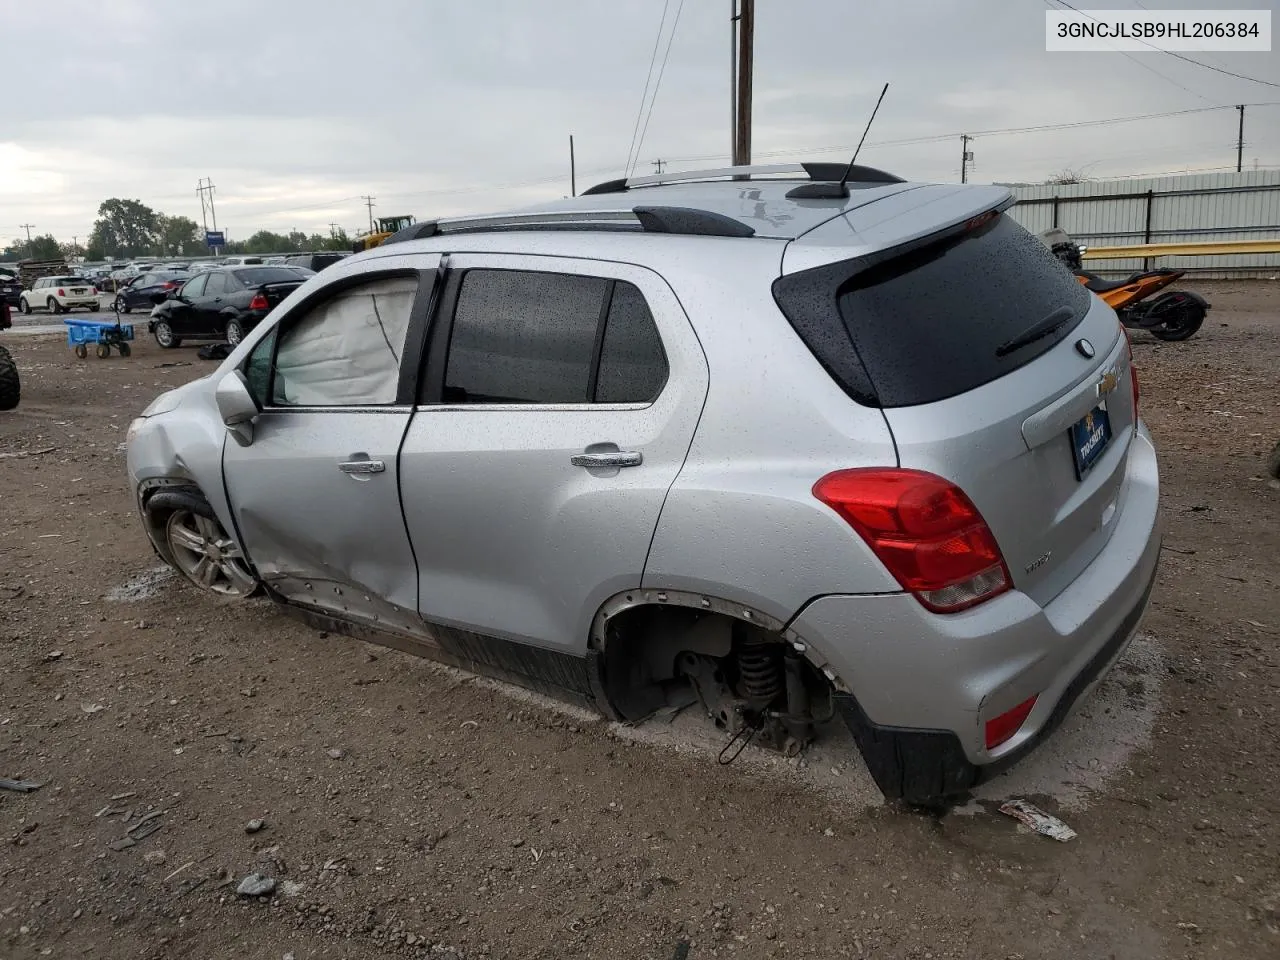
[339,458,386,475]
[570,451,643,469]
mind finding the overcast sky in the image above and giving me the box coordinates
[3,0,1278,248]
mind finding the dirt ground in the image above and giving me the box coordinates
[1,282,1278,960]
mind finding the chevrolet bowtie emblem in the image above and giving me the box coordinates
[1096,370,1119,396]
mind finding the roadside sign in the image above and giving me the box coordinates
[205,230,225,248]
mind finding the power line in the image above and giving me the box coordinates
[631,0,686,177]
[625,0,671,179]
[663,102,1280,166]
[1039,0,1209,100]
[361,195,376,232]
[1048,0,1280,90]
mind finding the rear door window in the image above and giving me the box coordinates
[594,281,668,403]
[443,270,608,404]
[440,270,668,406]
[774,212,1091,407]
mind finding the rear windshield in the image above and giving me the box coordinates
[774,212,1091,407]
[54,277,88,285]
[233,267,305,286]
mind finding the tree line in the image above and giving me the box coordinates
[2,198,353,263]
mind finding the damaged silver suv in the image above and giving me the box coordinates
[127,164,1160,806]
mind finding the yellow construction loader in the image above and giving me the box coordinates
[352,215,416,253]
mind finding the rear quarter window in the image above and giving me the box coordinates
[774,212,1092,407]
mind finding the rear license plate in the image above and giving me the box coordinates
[1070,403,1112,478]
[71,288,87,295]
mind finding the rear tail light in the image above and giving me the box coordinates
[249,294,269,310]
[985,694,1038,750]
[813,468,1012,613]
[1122,322,1139,418]
[57,288,66,297]
[163,281,178,289]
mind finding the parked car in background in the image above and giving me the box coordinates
[219,256,265,268]
[124,164,1161,807]
[147,266,308,347]
[1,270,22,307]
[19,275,99,314]
[113,270,190,314]
[285,252,349,272]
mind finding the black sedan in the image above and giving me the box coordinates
[147,266,308,348]
[1,273,22,307]
[113,271,190,314]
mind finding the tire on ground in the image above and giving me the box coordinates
[0,344,19,411]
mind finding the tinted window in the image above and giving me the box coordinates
[181,274,208,298]
[234,267,305,286]
[594,282,668,403]
[137,274,156,287]
[444,270,608,404]
[244,327,277,408]
[774,212,1091,408]
[271,276,418,407]
[203,273,227,296]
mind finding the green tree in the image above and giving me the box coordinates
[242,230,289,254]
[25,234,62,260]
[90,198,160,258]
[157,215,203,257]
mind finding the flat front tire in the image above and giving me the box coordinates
[163,508,259,598]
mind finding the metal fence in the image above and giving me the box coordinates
[1004,170,1280,278]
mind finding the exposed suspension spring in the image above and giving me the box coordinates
[736,637,784,708]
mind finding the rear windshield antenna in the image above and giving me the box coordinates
[788,83,889,200]
[839,83,889,192]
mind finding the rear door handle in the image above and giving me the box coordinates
[339,458,386,475]
[570,451,643,469]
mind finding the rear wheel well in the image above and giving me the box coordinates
[593,595,834,756]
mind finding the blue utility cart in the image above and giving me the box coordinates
[64,317,134,359]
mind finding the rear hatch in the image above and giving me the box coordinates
[232,267,309,309]
[62,279,94,298]
[776,208,1136,606]
[261,281,303,308]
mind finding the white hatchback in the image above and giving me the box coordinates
[19,276,100,314]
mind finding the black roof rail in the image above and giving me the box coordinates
[378,206,755,242]
[580,162,904,197]
[381,221,440,246]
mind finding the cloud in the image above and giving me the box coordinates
[3,0,1278,247]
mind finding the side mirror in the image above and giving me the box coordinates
[215,370,260,445]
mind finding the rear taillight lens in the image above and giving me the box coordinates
[163,281,178,289]
[57,288,66,297]
[813,468,1012,613]
[985,694,1038,750]
[1122,323,1139,418]
[249,294,269,310]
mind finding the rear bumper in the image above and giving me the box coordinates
[789,427,1161,799]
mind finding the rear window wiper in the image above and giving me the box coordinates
[995,306,1075,358]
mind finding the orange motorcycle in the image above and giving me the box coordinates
[1041,230,1209,342]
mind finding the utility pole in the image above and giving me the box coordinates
[362,196,376,233]
[733,0,754,166]
[652,158,666,175]
[19,224,34,257]
[960,134,972,184]
[196,180,209,233]
[730,0,738,164]
[1236,104,1245,173]
[328,222,341,238]
[569,134,577,197]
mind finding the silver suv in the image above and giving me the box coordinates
[126,164,1161,806]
